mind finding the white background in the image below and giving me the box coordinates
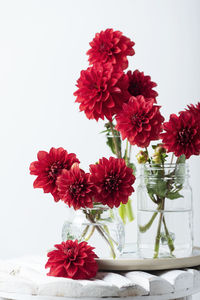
[0,0,200,296]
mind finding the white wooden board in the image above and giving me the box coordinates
[0,256,200,299]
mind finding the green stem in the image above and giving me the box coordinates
[109,121,121,158]
[145,147,153,175]
[154,213,163,258]
[139,211,158,233]
[119,140,134,223]
[118,204,126,224]
[128,144,132,162]
[145,147,150,161]
[163,216,175,254]
[153,158,166,259]
[124,139,129,164]
[119,199,134,224]
[81,225,90,239]
[170,153,175,165]
[139,202,163,234]
[85,226,95,241]
[144,155,178,258]
[103,225,116,259]
[153,200,164,258]
[103,225,114,245]
[86,212,116,259]
[126,198,134,222]
[96,225,116,259]
[99,222,118,246]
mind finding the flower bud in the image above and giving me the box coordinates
[136,151,149,164]
[152,144,167,164]
[155,144,166,155]
[152,153,162,164]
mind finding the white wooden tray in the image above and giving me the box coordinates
[97,247,200,271]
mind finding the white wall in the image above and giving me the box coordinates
[0,0,199,272]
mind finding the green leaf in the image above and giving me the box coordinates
[118,204,126,224]
[115,135,121,154]
[152,145,157,150]
[177,154,186,164]
[175,157,186,185]
[146,185,158,203]
[106,136,116,155]
[145,176,168,203]
[106,134,121,155]
[128,162,137,175]
[99,129,108,134]
[161,152,168,163]
[125,198,134,222]
[139,211,158,233]
[118,199,134,224]
[101,122,122,156]
[153,179,167,198]
[166,191,183,200]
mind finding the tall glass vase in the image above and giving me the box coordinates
[137,163,193,258]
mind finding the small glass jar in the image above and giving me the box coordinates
[62,205,125,259]
[137,163,193,258]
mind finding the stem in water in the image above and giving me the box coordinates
[85,212,116,259]
[109,121,121,158]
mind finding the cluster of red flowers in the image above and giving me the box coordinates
[30,149,135,280]
[74,28,159,133]
[30,148,80,202]
[30,148,135,209]
[74,28,200,158]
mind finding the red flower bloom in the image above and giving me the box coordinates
[30,147,79,202]
[161,111,200,159]
[186,102,200,119]
[90,157,135,208]
[127,70,158,100]
[57,163,94,209]
[46,240,98,279]
[74,63,130,121]
[87,28,135,70]
[116,96,164,148]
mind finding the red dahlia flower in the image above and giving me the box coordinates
[116,96,164,148]
[30,147,79,202]
[87,28,135,70]
[90,157,135,208]
[127,70,158,100]
[46,240,98,279]
[74,63,130,121]
[161,111,200,159]
[57,163,94,209]
[186,102,200,119]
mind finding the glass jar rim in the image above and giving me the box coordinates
[142,162,187,168]
[141,162,189,178]
[80,203,111,211]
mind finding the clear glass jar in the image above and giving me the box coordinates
[137,163,193,258]
[62,205,125,259]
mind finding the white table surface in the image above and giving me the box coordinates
[0,256,200,300]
